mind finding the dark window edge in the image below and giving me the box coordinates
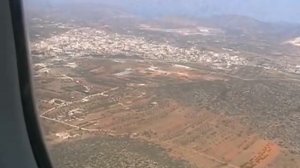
[8,0,53,168]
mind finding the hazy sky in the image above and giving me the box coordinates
[28,0,300,23]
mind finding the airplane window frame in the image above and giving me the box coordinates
[9,0,300,167]
[8,0,53,167]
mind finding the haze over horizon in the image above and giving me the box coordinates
[27,0,300,24]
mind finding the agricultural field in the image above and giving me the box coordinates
[33,56,300,168]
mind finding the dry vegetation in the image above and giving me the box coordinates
[33,57,300,168]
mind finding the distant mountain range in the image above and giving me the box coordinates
[25,0,300,24]
[25,0,300,44]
